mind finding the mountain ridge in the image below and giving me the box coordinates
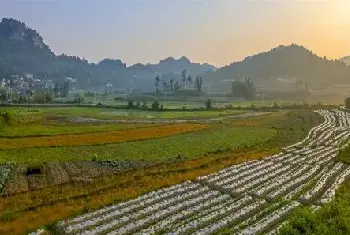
[203,44,350,89]
[1,17,349,92]
[0,18,216,90]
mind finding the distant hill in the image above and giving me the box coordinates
[147,56,216,76]
[0,18,216,91]
[340,56,350,66]
[203,44,350,89]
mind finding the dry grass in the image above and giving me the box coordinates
[0,124,208,149]
[0,150,275,235]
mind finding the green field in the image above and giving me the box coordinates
[0,125,276,164]
[2,107,245,120]
[0,107,246,137]
[0,109,321,165]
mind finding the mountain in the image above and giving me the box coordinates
[340,56,350,66]
[0,18,55,76]
[203,44,350,89]
[147,56,216,75]
[0,18,216,91]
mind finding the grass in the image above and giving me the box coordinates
[279,180,350,235]
[337,145,350,164]
[0,124,208,149]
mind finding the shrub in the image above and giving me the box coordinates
[151,101,160,110]
[0,111,14,128]
[127,100,134,108]
[205,99,212,109]
[141,101,148,109]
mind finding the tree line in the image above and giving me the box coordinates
[154,69,203,94]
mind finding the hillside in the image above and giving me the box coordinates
[203,44,350,90]
[340,56,350,66]
[0,18,216,91]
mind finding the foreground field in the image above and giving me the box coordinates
[53,110,350,235]
[0,109,322,234]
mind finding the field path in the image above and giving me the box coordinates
[54,109,350,235]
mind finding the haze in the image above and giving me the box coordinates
[1,0,350,67]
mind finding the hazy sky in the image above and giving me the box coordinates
[1,0,350,67]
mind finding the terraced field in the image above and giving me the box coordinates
[51,109,350,235]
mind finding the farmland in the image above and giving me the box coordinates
[0,105,346,235]
[53,109,350,235]
[0,124,208,149]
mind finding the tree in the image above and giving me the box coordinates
[231,77,256,100]
[141,101,148,109]
[73,93,84,104]
[62,79,70,97]
[181,69,187,89]
[34,92,53,103]
[187,75,192,90]
[163,81,168,91]
[174,81,181,91]
[151,101,160,110]
[345,97,350,109]
[53,83,60,97]
[195,76,203,92]
[205,99,212,109]
[169,79,174,91]
[154,75,161,100]
[127,100,134,108]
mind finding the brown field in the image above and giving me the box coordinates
[0,124,208,149]
[2,161,139,194]
[0,150,275,235]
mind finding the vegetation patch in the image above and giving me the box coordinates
[0,125,274,164]
[337,145,350,164]
[279,180,350,235]
[0,123,208,149]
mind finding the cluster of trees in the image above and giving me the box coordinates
[0,88,53,103]
[181,70,203,92]
[154,69,204,96]
[53,79,70,97]
[126,100,163,110]
[231,77,256,100]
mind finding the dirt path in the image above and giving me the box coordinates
[65,112,271,124]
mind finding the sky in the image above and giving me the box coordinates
[1,0,350,67]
